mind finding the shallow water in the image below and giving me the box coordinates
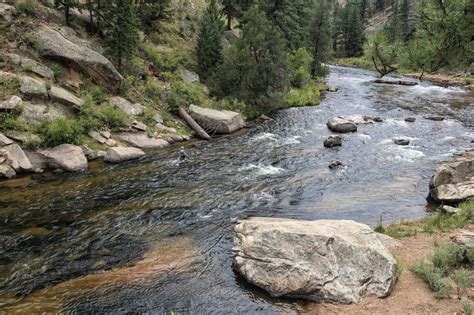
[0,66,473,313]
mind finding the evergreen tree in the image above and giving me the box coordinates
[196,0,225,79]
[309,0,332,76]
[341,0,365,57]
[221,0,238,30]
[399,0,411,41]
[136,0,171,31]
[211,6,290,111]
[102,0,140,71]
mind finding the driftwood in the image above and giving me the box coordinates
[373,79,418,86]
[178,106,211,140]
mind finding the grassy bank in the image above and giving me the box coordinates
[375,201,474,239]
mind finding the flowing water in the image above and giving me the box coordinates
[0,66,473,314]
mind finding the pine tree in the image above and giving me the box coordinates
[196,0,225,78]
[102,0,140,71]
[309,0,332,76]
[136,0,171,31]
[341,0,365,57]
[212,5,290,111]
[221,0,237,30]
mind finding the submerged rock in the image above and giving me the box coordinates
[233,218,397,304]
[429,151,474,203]
[394,139,410,146]
[38,144,88,172]
[405,117,416,123]
[425,116,445,121]
[189,105,245,134]
[324,135,342,148]
[329,160,344,169]
[327,117,357,133]
[104,147,145,163]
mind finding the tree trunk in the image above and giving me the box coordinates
[178,107,211,141]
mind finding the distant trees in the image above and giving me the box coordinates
[196,0,225,78]
[309,0,332,75]
[102,0,140,70]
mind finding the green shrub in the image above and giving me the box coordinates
[289,48,312,88]
[451,268,474,300]
[0,77,20,96]
[41,118,83,147]
[285,82,321,107]
[0,113,29,131]
[95,104,129,129]
[208,97,247,115]
[15,0,38,16]
[411,261,451,299]
[167,80,206,114]
[467,248,474,263]
[142,43,194,72]
[431,244,464,273]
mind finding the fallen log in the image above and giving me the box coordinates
[178,106,211,140]
[373,79,418,86]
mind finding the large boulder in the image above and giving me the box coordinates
[4,53,55,79]
[429,151,474,203]
[104,147,145,163]
[3,144,33,172]
[189,105,245,134]
[38,144,88,171]
[19,76,48,98]
[327,117,357,133]
[20,102,69,122]
[34,27,122,90]
[233,218,397,304]
[109,96,144,116]
[48,86,84,108]
[113,133,168,149]
[0,164,15,178]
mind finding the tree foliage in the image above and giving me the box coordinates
[197,0,225,79]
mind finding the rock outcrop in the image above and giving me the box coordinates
[233,218,397,304]
[113,133,168,149]
[4,53,55,79]
[34,27,123,90]
[19,76,48,98]
[104,147,145,163]
[0,133,14,146]
[49,86,84,108]
[38,144,88,171]
[429,151,474,203]
[189,105,245,134]
[0,95,22,111]
[109,97,144,116]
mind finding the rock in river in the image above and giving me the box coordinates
[324,135,342,148]
[394,139,410,146]
[104,147,145,163]
[327,117,357,133]
[3,143,33,172]
[113,133,168,149]
[429,151,474,203]
[233,218,398,304]
[38,144,88,172]
[189,105,245,134]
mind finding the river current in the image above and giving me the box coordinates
[0,66,473,313]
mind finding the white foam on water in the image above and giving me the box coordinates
[238,163,285,176]
[251,132,278,142]
[281,135,301,145]
[385,118,409,127]
[388,147,425,162]
[357,134,372,140]
[410,84,468,95]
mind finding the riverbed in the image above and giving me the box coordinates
[0,66,473,313]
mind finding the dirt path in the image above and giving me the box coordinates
[301,228,473,314]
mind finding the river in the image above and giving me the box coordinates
[0,66,473,313]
